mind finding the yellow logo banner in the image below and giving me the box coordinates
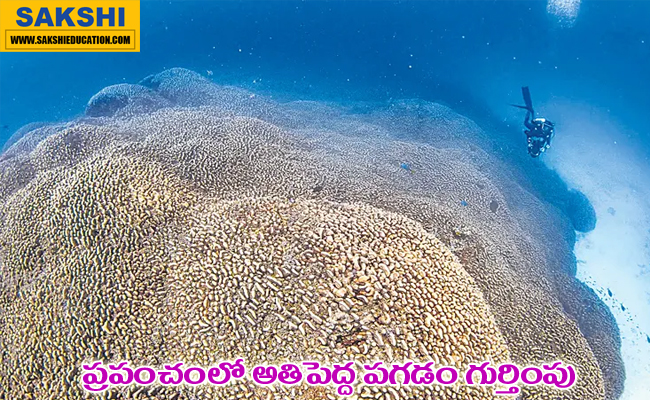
[0,0,140,52]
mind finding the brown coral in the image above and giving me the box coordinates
[0,71,621,400]
[0,152,510,400]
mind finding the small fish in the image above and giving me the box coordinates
[400,162,414,173]
[207,70,214,76]
[460,200,468,207]
[621,304,626,312]
[1,125,8,130]
[607,288,612,297]
[646,334,650,344]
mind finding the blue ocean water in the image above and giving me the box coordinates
[1,1,649,399]
[1,1,649,139]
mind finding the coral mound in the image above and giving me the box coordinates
[85,83,173,118]
[0,151,509,399]
[0,68,622,400]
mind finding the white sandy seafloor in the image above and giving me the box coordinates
[544,100,650,400]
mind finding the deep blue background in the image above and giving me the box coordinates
[1,0,649,152]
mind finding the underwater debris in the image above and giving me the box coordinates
[607,207,616,216]
[621,304,626,312]
[399,161,414,173]
[453,226,471,238]
[607,288,612,297]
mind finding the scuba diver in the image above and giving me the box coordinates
[511,86,555,158]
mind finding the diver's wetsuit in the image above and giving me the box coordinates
[524,110,555,158]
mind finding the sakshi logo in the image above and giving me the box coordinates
[0,1,140,52]
[15,6,127,27]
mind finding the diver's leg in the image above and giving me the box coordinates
[524,111,535,130]
[522,86,534,115]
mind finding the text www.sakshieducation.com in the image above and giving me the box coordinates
[9,35,131,45]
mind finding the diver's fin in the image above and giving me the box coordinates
[522,86,534,111]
